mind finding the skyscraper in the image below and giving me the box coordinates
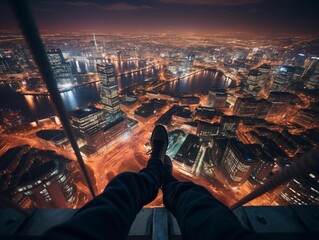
[304,57,319,90]
[267,92,298,119]
[276,172,319,205]
[220,115,240,134]
[0,146,77,208]
[293,109,319,128]
[248,144,275,185]
[220,139,259,186]
[302,57,318,79]
[233,97,271,119]
[0,54,10,74]
[196,121,221,139]
[47,49,73,88]
[93,34,98,52]
[270,65,295,92]
[244,69,263,96]
[70,106,111,152]
[97,63,121,119]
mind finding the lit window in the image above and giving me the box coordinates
[24,191,32,196]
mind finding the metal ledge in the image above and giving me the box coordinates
[1,206,319,239]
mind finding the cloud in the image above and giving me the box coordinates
[64,1,97,7]
[101,3,157,11]
[160,0,262,5]
[34,0,96,7]
[36,0,158,11]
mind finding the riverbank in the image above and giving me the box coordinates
[17,80,100,96]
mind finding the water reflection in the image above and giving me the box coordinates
[156,70,230,94]
[24,95,36,112]
[69,58,147,74]
[61,90,78,110]
[117,67,159,91]
[0,69,230,121]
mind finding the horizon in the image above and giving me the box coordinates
[1,0,319,35]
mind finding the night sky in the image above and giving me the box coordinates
[1,0,319,34]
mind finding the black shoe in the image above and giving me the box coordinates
[164,155,173,174]
[150,125,168,163]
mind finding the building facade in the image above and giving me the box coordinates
[270,65,295,92]
[233,97,272,119]
[277,172,319,205]
[220,139,258,186]
[207,88,227,108]
[70,106,110,152]
[47,49,73,87]
[0,146,77,208]
[97,63,121,118]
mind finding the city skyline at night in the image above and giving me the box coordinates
[1,0,319,214]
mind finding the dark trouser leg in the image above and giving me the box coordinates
[42,158,163,240]
[163,175,253,240]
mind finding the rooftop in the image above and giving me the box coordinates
[36,130,66,142]
[174,108,192,119]
[156,105,183,126]
[135,99,166,118]
[0,146,25,171]
[246,144,274,163]
[195,107,224,120]
[249,69,262,76]
[229,139,258,163]
[20,160,58,184]
[103,117,126,132]
[174,134,201,167]
[70,106,102,119]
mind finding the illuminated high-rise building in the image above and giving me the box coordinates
[220,115,240,134]
[0,54,10,74]
[248,144,275,185]
[302,57,318,79]
[233,97,260,117]
[196,121,221,139]
[93,34,98,52]
[70,106,110,152]
[304,57,319,90]
[97,63,121,119]
[16,158,76,208]
[244,69,262,96]
[117,50,121,62]
[270,65,295,92]
[233,97,272,119]
[293,109,319,128]
[188,52,195,66]
[267,92,298,119]
[47,49,73,88]
[277,172,319,205]
[0,146,77,208]
[220,139,258,186]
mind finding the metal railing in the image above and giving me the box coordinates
[231,147,319,209]
[9,0,95,200]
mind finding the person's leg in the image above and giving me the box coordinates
[42,158,163,240]
[162,156,253,240]
[42,125,168,240]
